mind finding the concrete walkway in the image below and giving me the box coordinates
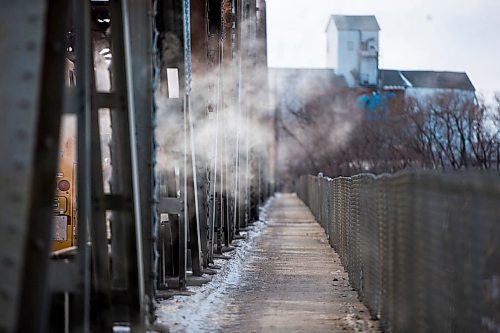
[221,193,379,332]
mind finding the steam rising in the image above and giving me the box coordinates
[155,29,274,195]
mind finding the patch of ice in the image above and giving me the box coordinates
[155,196,276,332]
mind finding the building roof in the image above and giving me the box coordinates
[327,15,380,32]
[402,71,475,90]
[381,70,475,91]
[380,70,407,89]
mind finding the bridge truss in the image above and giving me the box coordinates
[0,0,274,331]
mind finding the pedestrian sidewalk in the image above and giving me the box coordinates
[220,193,379,332]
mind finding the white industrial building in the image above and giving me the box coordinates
[326,15,380,88]
[269,14,476,116]
[325,15,475,96]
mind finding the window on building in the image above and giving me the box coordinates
[347,41,354,51]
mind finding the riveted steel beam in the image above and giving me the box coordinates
[0,1,49,331]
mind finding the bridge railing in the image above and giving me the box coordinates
[297,172,500,333]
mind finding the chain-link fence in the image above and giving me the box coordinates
[297,172,500,333]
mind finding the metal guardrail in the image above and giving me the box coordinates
[297,172,500,333]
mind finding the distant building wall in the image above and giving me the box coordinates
[268,68,347,118]
[326,24,338,69]
[358,30,378,86]
[337,30,359,87]
[331,30,379,87]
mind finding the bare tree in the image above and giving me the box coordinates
[405,92,500,170]
[278,86,500,184]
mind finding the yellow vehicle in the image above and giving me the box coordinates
[52,59,77,252]
[52,135,77,252]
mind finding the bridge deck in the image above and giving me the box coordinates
[157,193,379,332]
[220,193,378,332]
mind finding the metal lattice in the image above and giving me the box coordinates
[297,171,500,333]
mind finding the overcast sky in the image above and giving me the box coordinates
[266,0,500,97]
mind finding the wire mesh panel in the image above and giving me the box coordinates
[378,175,394,330]
[358,174,381,318]
[391,173,414,332]
[296,171,500,333]
[327,179,335,249]
[340,177,351,269]
[348,175,361,292]
[333,178,341,253]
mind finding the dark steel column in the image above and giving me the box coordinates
[125,0,156,320]
[16,1,71,331]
